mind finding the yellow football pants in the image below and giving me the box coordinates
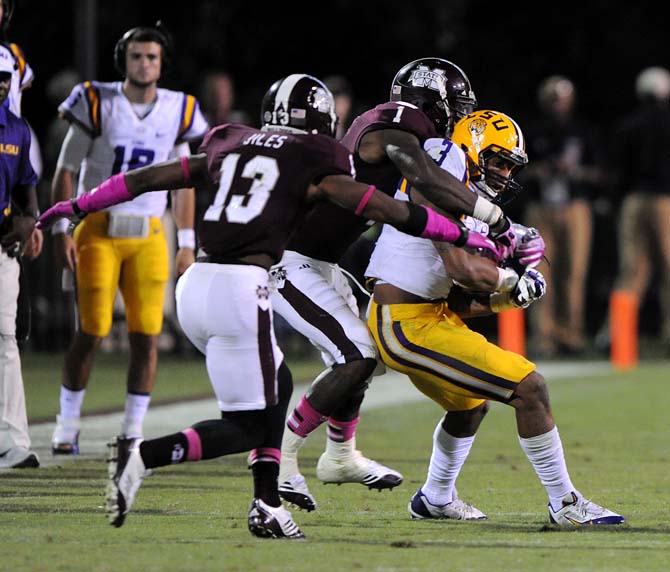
[73,212,169,337]
[367,300,536,411]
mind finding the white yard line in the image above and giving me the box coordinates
[29,360,612,466]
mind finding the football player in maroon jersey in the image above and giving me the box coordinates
[38,73,499,539]
[275,58,519,511]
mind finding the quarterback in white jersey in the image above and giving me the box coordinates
[57,79,207,217]
[366,110,623,527]
[50,24,209,455]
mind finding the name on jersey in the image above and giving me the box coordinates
[0,143,19,156]
[242,133,287,149]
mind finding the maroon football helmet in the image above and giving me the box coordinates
[390,57,477,137]
[261,74,338,138]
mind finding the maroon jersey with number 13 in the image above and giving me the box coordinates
[197,123,354,264]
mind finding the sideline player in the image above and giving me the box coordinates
[276,58,514,511]
[365,109,624,526]
[38,74,498,539]
[49,24,208,454]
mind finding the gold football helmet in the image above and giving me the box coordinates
[451,110,528,206]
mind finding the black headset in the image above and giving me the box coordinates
[113,21,173,77]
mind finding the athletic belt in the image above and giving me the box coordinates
[196,254,251,265]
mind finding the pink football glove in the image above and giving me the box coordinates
[36,200,78,230]
[491,223,517,261]
[514,227,545,267]
[464,231,500,261]
[37,173,133,230]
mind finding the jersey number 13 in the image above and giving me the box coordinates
[203,153,278,224]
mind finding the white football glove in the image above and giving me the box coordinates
[511,268,546,308]
[490,268,547,312]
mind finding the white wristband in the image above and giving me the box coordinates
[473,196,503,226]
[495,267,519,292]
[177,229,196,250]
[51,218,70,235]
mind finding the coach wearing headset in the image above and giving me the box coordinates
[49,23,208,454]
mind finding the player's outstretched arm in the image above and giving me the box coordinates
[315,174,498,255]
[370,129,504,227]
[38,155,209,229]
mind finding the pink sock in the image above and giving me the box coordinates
[182,428,202,461]
[249,447,281,466]
[286,396,327,438]
[327,416,359,443]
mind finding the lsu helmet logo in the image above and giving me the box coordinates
[467,118,487,154]
[467,118,487,137]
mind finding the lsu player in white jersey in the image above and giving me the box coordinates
[365,110,624,527]
[50,24,209,454]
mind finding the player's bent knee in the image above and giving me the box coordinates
[444,401,489,436]
[512,371,550,409]
[338,357,377,386]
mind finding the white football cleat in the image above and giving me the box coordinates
[549,492,625,526]
[106,437,146,528]
[51,415,80,455]
[408,488,487,520]
[247,498,305,540]
[316,449,403,490]
[278,473,317,512]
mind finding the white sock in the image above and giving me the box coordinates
[121,393,151,438]
[59,385,86,420]
[518,426,578,510]
[422,421,475,506]
[324,435,356,459]
[279,430,306,480]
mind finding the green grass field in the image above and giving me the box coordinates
[22,352,325,422]
[3,355,670,572]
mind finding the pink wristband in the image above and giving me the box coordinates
[420,206,461,243]
[76,173,133,212]
[421,206,500,260]
[181,156,192,187]
[355,185,376,216]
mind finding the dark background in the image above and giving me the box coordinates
[8,0,669,353]
[13,0,668,144]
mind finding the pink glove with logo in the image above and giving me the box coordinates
[490,221,518,261]
[38,174,134,229]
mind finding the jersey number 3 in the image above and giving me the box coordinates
[203,153,279,224]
